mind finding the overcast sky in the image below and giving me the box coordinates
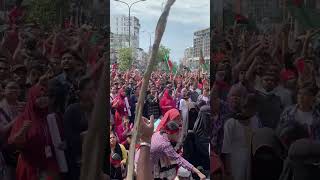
[110,0,210,62]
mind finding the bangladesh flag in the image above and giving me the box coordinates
[287,0,320,29]
[163,54,177,74]
[199,50,209,71]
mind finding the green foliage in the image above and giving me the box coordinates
[156,45,170,71]
[118,48,133,71]
[157,45,170,63]
[25,0,69,28]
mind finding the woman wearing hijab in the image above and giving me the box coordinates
[112,88,129,143]
[160,89,176,116]
[192,105,211,173]
[135,109,206,180]
[279,139,320,180]
[251,128,285,180]
[8,85,60,180]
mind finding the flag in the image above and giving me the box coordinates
[235,14,249,24]
[163,53,176,74]
[199,50,209,71]
[287,0,320,29]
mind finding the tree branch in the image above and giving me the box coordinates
[126,1,176,179]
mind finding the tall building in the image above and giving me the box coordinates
[111,15,140,50]
[183,28,210,70]
[193,28,210,59]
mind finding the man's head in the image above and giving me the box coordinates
[12,64,27,86]
[261,73,277,92]
[150,86,157,95]
[111,86,117,95]
[297,84,317,111]
[60,50,84,74]
[4,81,20,101]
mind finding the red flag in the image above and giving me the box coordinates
[168,59,173,70]
[292,0,303,7]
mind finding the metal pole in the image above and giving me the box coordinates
[129,6,131,47]
[114,0,147,47]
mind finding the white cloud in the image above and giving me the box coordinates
[111,0,210,27]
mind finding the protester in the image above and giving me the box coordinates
[135,109,207,180]
[8,85,61,180]
[110,131,127,180]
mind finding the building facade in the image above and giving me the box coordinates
[193,28,210,60]
[111,15,140,50]
[182,28,210,70]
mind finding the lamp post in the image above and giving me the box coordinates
[114,0,147,47]
[142,30,154,52]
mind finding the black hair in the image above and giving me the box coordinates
[160,121,179,134]
[60,49,84,63]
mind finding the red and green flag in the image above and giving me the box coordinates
[199,50,209,71]
[163,54,177,74]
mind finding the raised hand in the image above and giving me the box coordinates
[139,115,154,143]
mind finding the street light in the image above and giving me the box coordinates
[141,30,154,51]
[114,0,147,47]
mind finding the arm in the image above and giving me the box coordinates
[137,116,154,180]
[232,42,261,79]
[120,144,128,164]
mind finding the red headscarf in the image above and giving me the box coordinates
[156,109,180,132]
[9,85,59,180]
[160,89,176,115]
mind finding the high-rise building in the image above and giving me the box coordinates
[193,28,210,59]
[182,28,210,70]
[111,15,140,50]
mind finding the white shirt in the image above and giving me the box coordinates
[222,116,260,180]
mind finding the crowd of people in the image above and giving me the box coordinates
[110,67,211,180]
[212,24,320,180]
[0,1,109,180]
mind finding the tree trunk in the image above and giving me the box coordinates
[126,0,176,179]
[80,60,108,180]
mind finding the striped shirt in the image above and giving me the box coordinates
[150,132,194,171]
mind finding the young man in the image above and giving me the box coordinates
[255,72,283,129]
[55,49,84,109]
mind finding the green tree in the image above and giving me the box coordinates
[25,0,69,28]
[118,48,133,72]
[156,45,170,71]
[157,45,170,63]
